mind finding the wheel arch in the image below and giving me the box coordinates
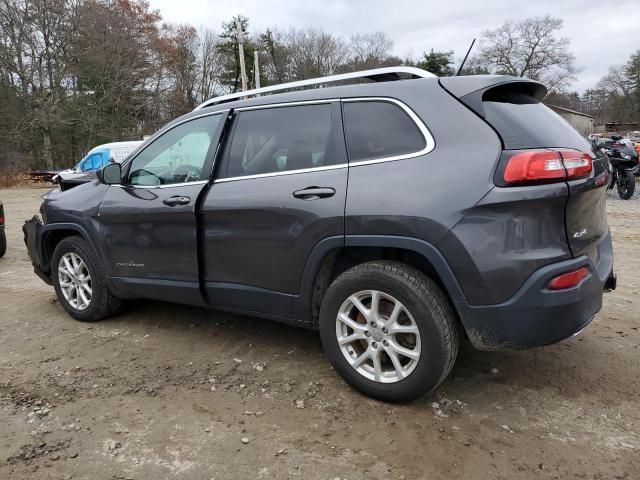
[40,223,95,273]
[298,235,467,327]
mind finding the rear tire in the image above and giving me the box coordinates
[617,171,635,199]
[51,236,121,321]
[319,261,459,402]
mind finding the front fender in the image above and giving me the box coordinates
[25,220,117,294]
[40,223,96,270]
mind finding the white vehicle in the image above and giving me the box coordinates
[54,141,143,191]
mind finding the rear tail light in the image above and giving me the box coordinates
[547,267,589,290]
[559,150,592,178]
[503,149,592,184]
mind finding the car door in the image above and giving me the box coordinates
[200,101,348,317]
[97,112,227,304]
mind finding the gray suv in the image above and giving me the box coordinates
[23,67,616,402]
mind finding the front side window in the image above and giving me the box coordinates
[225,104,334,178]
[342,101,426,162]
[127,115,220,186]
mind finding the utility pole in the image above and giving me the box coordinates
[236,19,248,92]
[254,50,261,90]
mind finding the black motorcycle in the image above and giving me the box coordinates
[595,136,639,200]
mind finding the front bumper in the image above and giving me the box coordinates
[23,216,52,285]
[455,232,614,350]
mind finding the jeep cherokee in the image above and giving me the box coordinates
[23,67,616,402]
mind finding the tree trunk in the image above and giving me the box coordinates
[42,128,53,169]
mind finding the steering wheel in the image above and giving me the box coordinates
[171,164,201,183]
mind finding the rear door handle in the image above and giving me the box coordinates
[163,195,191,207]
[292,187,336,200]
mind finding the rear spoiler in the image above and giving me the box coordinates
[439,75,547,119]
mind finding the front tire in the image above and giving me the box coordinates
[0,229,6,258]
[51,236,121,321]
[617,170,635,199]
[319,261,459,402]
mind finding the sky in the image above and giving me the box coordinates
[148,0,639,93]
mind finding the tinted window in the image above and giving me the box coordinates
[483,91,592,151]
[342,101,426,162]
[127,115,220,186]
[226,104,334,178]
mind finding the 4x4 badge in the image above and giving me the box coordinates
[573,228,588,239]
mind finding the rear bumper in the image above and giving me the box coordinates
[23,216,52,285]
[455,231,614,350]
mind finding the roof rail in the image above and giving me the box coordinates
[194,66,435,110]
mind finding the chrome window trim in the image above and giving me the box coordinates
[213,97,433,183]
[235,99,337,112]
[214,164,347,184]
[113,180,209,190]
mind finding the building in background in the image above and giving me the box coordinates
[547,104,594,136]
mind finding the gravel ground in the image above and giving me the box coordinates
[0,186,638,480]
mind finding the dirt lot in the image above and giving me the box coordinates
[0,186,638,480]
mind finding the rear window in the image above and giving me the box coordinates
[342,101,426,162]
[483,91,592,151]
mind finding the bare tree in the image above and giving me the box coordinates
[597,65,632,96]
[595,53,640,123]
[286,28,349,80]
[196,27,224,102]
[0,0,80,168]
[73,0,165,141]
[258,27,290,84]
[347,32,394,70]
[162,24,199,114]
[479,15,578,91]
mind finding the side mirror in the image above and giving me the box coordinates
[98,163,122,185]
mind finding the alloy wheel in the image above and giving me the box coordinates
[336,290,421,383]
[58,252,92,310]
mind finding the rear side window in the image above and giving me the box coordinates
[483,91,592,151]
[342,101,426,162]
[225,104,335,178]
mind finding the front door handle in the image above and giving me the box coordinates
[292,187,336,200]
[163,195,191,207]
